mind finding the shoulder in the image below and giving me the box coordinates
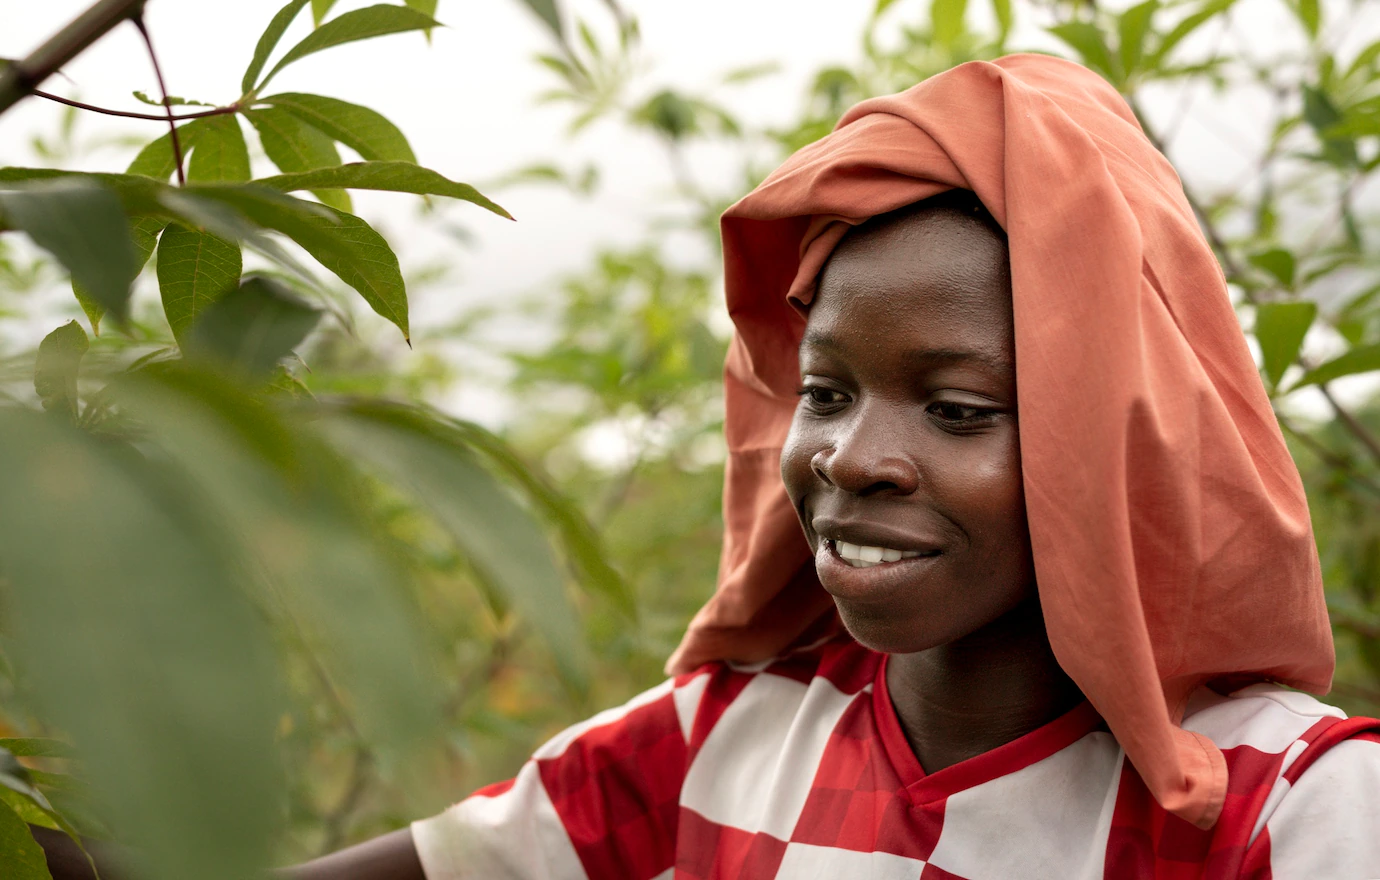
[1183,683,1380,877]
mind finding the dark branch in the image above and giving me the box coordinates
[0,0,148,117]
[131,16,184,186]
[31,88,238,121]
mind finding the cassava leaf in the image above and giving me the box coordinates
[258,4,440,91]
[157,224,244,346]
[0,739,76,760]
[258,93,416,162]
[1050,21,1119,82]
[186,276,321,379]
[0,798,51,880]
[1254,300,1316,388]
[254,160,510,218]
[34,321,89,422]
[931,0,968,48]
[246,107,351,211]
[242,0,311,94]
[0,410,282,880]
[518,0,564,39]
[187,115,251,183]
[310,0,339,26]
[1292,343,1380,389]
[321,403,586,681]
[1118,0,1159,78]
[0,179,137,321]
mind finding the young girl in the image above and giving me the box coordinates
[286,53,1380,879]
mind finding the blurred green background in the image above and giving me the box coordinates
[2,0,1380,876]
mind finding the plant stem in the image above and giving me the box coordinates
[0,0,148,117]
[31,88,238,122]
[131,15,184,186]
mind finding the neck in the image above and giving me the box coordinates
[884,598,1083,775]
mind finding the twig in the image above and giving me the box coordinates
[131,15,183,185]
[31,88,238,122]
[1317,383,1380,466]
[1278,415,1380,500]
[317,745,374,856]
[0,0,148,117]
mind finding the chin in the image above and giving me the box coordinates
[833,601,956,656]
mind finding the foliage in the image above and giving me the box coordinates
[0,1,627,877]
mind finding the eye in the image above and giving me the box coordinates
[927,400,997,426]
[797,384,849,411]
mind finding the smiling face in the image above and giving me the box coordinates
[780,195,1036,655]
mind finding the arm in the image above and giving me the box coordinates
[32,824,427,880]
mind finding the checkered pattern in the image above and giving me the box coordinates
[413,642,1380,879]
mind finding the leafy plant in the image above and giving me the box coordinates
[0,1,630,877]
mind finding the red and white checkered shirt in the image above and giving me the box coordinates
[413,641,1380,879]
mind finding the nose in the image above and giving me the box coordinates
[809,407,920,497]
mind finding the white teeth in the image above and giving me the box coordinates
[832,540,930,567]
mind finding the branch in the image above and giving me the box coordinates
[31,88,238,122]
[1278,415,1380,501]
[131,15,183,186]
[0,0,148,117]
[317,745,375,857]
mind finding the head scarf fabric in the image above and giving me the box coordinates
[666,54,1334,829]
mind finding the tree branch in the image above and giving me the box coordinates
[31,88,238,122]
[131,15,183,186]
[0,0,147,117]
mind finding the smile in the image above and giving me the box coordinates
[829,539,939,568]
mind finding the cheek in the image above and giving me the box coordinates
[779,412,820,502]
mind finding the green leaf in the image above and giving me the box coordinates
[127,120,210,182]
[1147,0,1234,69]
[1050,22,1120,82]
[111,370,442,765]
[1293,343,1380,389]
[245,107,351,212]
[186,276,321,378]
[405,0,438,19]
[991,0,1012,42]
[258,4,441,91]
[1248,247,1296,289]
[0,739,76,759]
[310,0,339,26]
[242,0,310,94]
[931,0,968,49]
[1294,0,1320,38]
[0,410,282,880]
[34,321,89,422]
[255,160,510,218]
[0,787,58,831]
[282,206,408,339]
[518,0,564,39]
[132,91,212,108]
[0,799,51,880]
[0,179,137,321]
[259,92,415,162]
[1118,0,1159,78]
[73,214,166,335]
[187,115,251,183]
[157,224,244,346]
[1302,85,1358,167]
[322,403,586,679]
[1255,300,1316,387]
[438,416,633,615]
[181,189,408,338]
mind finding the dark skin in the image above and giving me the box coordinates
[39,197,1081,878]
[780,198,1083,773]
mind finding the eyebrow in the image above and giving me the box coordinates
[801,330,1012,372]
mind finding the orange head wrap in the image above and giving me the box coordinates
[666,54,1334,830]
